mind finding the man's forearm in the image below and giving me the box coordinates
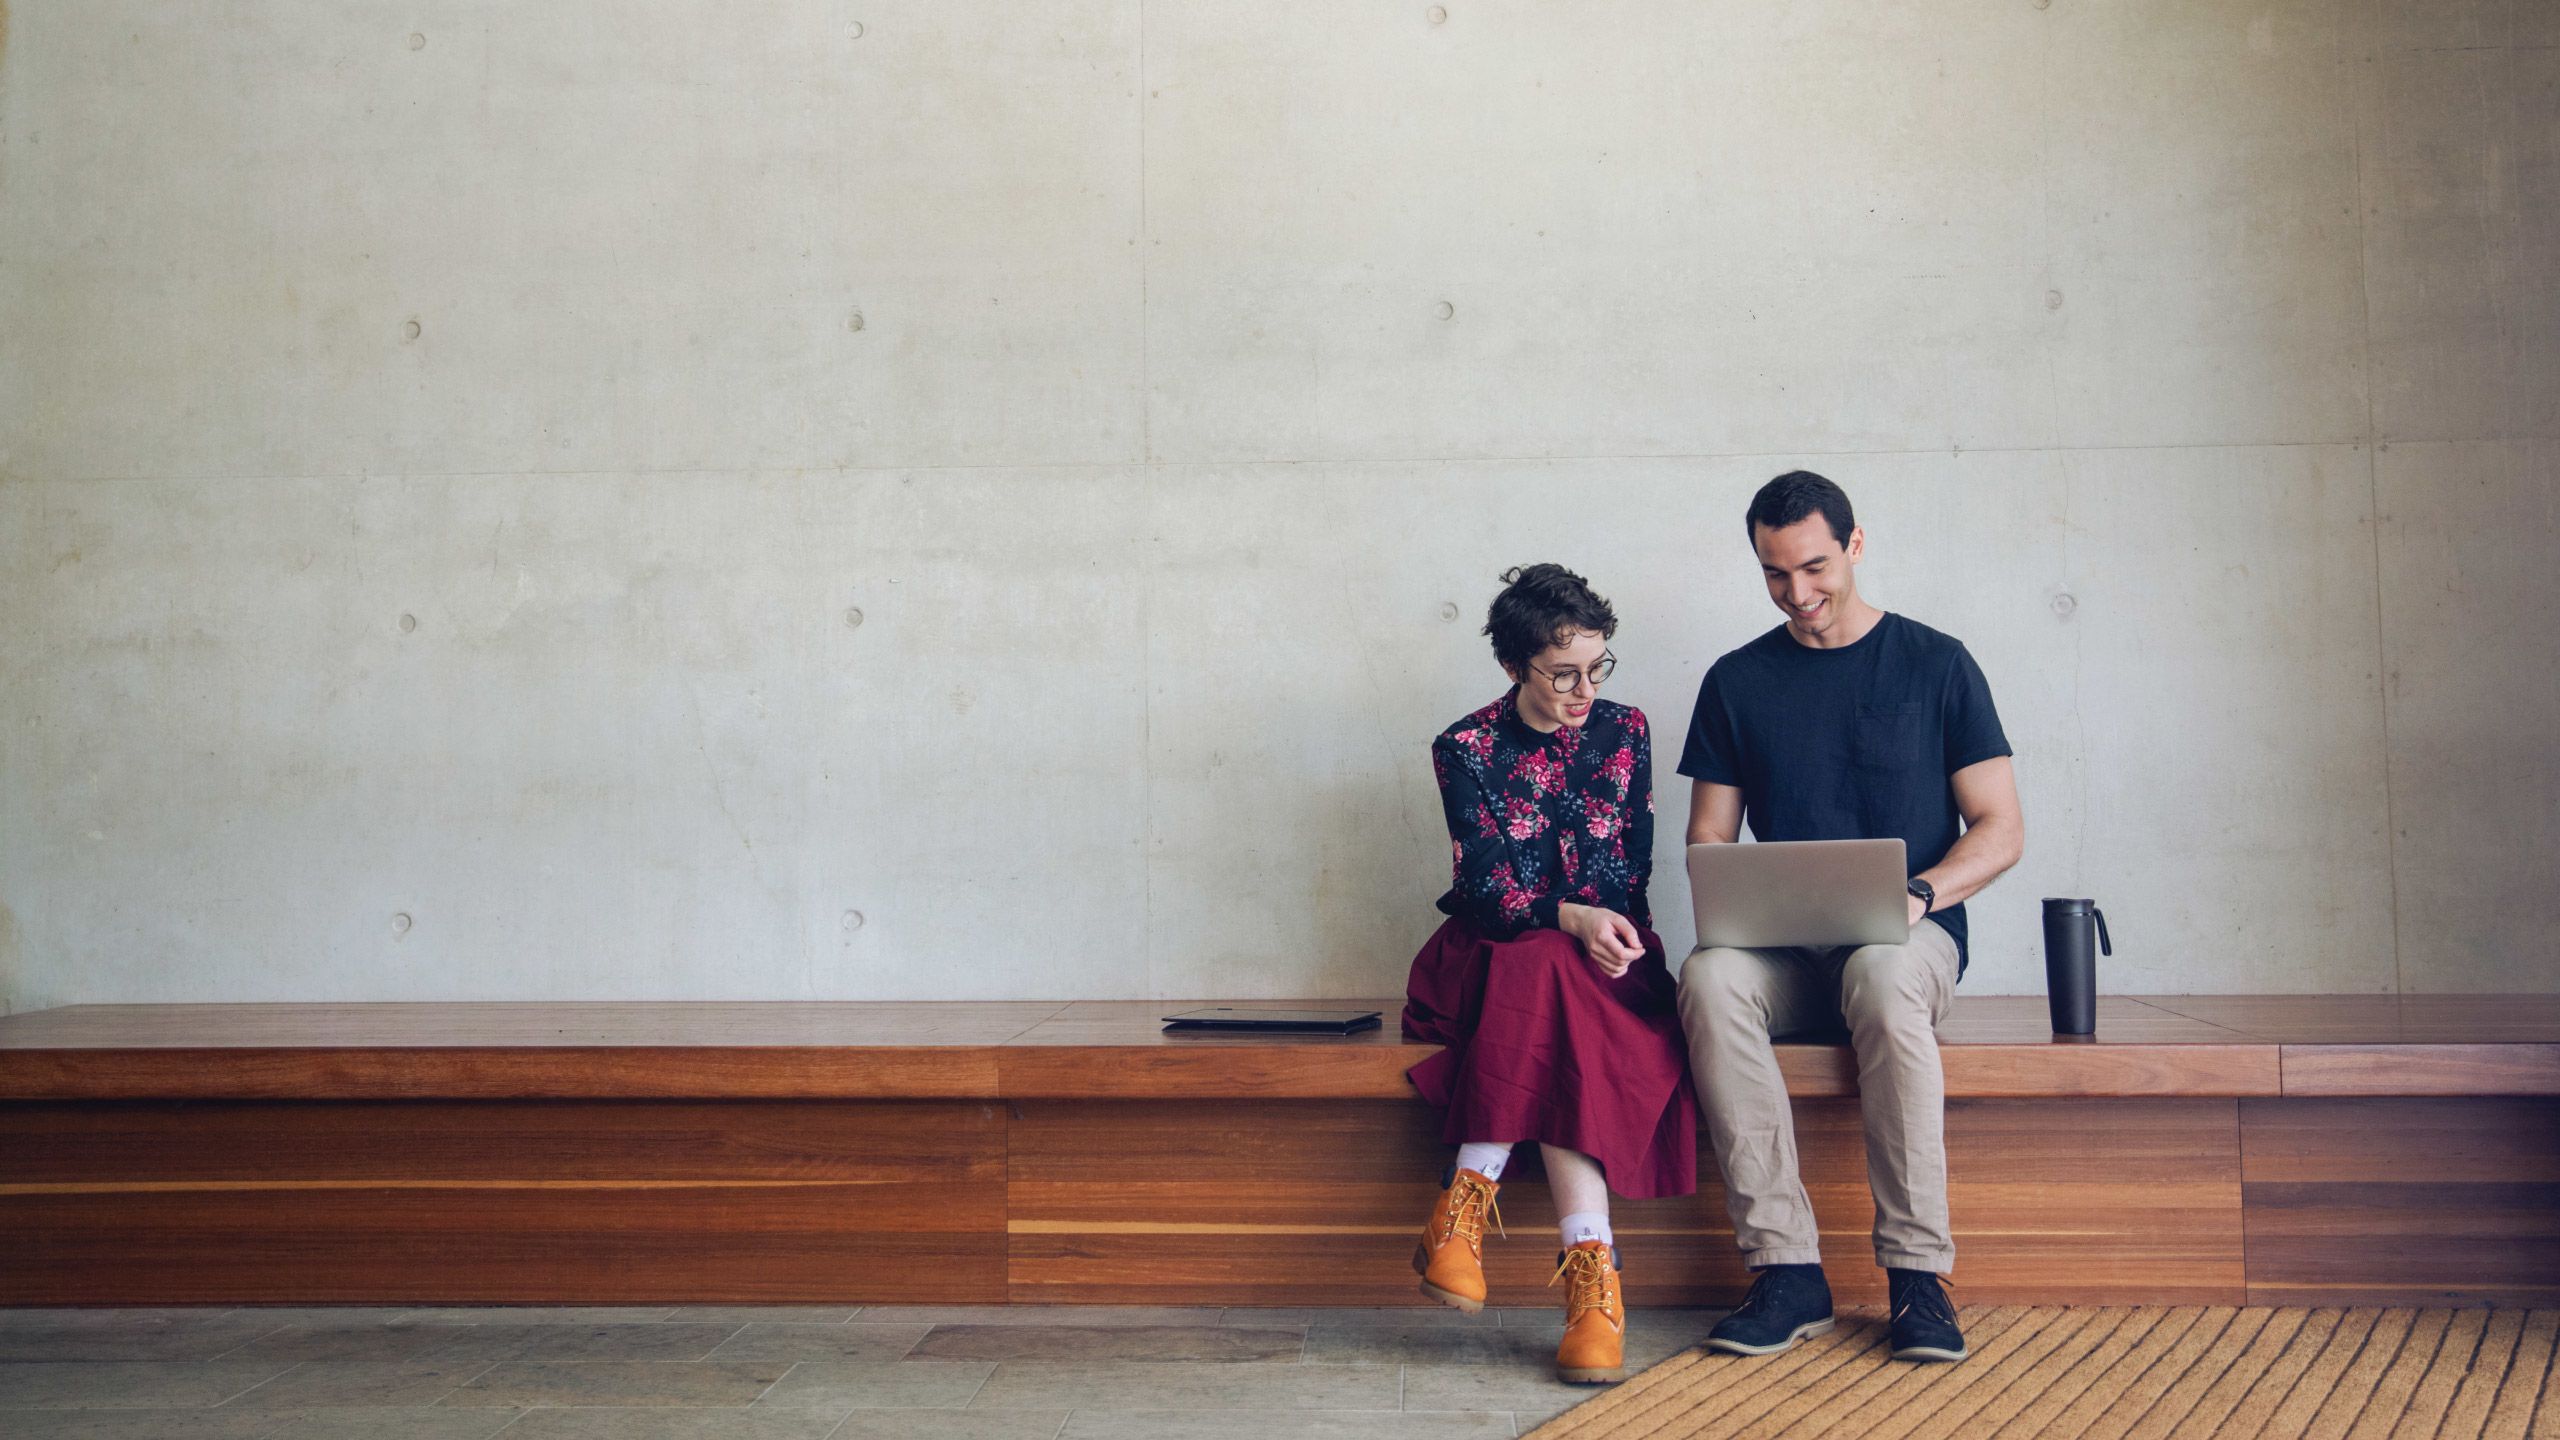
[1685,780,1744,846]
[1916,814,2022,911]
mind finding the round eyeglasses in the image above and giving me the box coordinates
[1526,652,1616,693]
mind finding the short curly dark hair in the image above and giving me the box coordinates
[1483,563,1617,673]
[1746,470,1856,547]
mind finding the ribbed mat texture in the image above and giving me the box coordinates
[1528,1307,2558,1440]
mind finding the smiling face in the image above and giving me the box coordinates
[1505,627,1611,731]
[1752,513,1870,647]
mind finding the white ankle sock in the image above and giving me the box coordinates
[1455,1141,1514,1182]
[1560,1210,1613,1250]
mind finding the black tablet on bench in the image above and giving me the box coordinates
[1161,1007,1384,1035]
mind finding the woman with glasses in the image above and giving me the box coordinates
[1404,563,1698,1386]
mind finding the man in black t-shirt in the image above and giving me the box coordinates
[1676,471,2025,1366]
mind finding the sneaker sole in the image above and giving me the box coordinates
[1891,1343,1968,1363]
[1557,1366,1625,1385]
[1704,1316,1835,1356]
[1413,1243,1485,1315]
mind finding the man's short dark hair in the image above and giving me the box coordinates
[1746,470,1856,548]
[1483,563,1617,672]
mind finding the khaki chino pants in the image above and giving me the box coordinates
[1678,919,1960,1274]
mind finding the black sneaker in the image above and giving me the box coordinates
[1887,1269,1967,1362]
[1704,1264,1834,1355]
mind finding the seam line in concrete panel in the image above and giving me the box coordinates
[2032,0,2061,452]
[1138,0,1154,466]
[21,439,2432,490]
[2347,34,2404,998]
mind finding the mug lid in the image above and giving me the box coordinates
[2041,896,2098,911]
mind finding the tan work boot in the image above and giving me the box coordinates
[1412,1168,1503,1313]
[1550,1239,1627,1383]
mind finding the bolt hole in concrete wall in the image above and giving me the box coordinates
[0,1,2553,1011]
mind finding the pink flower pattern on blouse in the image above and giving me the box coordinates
[1430,691,1655,938]
[1503,796,1550,841]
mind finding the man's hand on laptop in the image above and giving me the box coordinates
[1559,902,1644,978]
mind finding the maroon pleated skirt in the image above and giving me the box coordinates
[1401,916,1700,1200]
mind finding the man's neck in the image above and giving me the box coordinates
[1786,598,1885,651]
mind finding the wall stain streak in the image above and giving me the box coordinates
[0,0,12,240]
[0,903,20,1018]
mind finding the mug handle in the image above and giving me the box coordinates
[2092,906,2112,957]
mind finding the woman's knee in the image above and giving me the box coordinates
[1497,926,1586,976]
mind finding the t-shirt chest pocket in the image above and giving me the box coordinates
[1853,700,1931,772]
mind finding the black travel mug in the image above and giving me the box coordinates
[2041,898,2111,1036]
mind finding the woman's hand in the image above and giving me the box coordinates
[1558,903,1645,979]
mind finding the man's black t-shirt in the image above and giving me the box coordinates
[1677,613,2011,974]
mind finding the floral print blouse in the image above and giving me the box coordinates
[1431,691,1656,939]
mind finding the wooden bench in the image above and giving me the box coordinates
[3,996,2554,1310]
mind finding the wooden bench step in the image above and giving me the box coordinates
[5,996,2554,1098]
[3,997,2554,1309]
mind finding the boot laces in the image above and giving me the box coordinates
[1891,1274,1958,1329]
[1443,1173,1505,1248]
[1729,1269,1784,1319]
[1548,1244,1614,1318]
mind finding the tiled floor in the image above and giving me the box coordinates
[0,1303,1730,1439]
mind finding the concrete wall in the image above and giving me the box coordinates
[1,0,2552,1011]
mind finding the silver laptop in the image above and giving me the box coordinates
[1687,839,1910,950]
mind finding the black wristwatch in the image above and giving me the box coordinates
[1906,877,1936,917]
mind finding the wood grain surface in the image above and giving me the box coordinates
[4,1091,2545,1307]
[0,1046,1006,1100]
[995,1045,1430,1099]
[1940,1044,2280,1096]
[1005,1097,2246,1307]
[0,1100,1008,1305]
[2240,1097,2560,1307]
[2279,1043,2560,1096]
[2147,994,2560,1043]
[0,997,2330,1101]
[0,998,2548,1306]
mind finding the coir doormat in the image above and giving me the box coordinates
[1527,1305,2556,1440]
